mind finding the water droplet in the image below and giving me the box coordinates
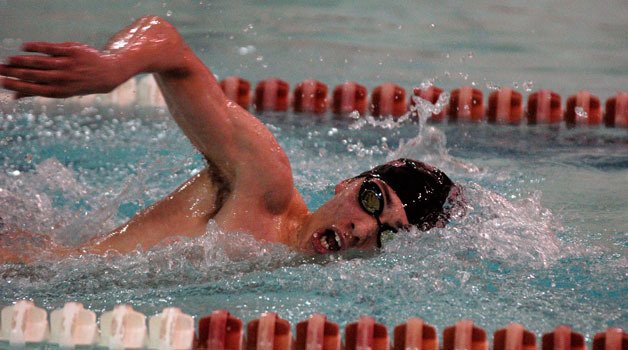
[575,106,588,120]
[420,79,434,89]
[486,81,500,91]
[166,10,172,17]
[523,80,534,92]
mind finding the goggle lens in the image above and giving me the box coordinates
[359,179,397,248]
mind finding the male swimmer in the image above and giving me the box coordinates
[0,16,460,262]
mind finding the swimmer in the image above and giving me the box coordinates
[0,16,460,262]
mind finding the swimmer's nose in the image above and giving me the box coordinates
[348,221,377,248]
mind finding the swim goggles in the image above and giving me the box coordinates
[358,178,398,248]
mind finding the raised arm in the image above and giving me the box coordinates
[0,16,296,216]
[0,16,296,258]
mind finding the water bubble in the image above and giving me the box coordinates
[523,80,534,92]
[238,46,256,55]
[166,10,172,17]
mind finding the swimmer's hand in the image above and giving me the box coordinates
[1,17,188,100]
[0,42,127,99]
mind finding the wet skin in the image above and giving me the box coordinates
[298,177,410,254]
[0,16,412,262]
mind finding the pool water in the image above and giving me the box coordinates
[0,0,627,343]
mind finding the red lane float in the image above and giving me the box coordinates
[370,83,407,118]
[254,78,290,112]
[412,86,446,122]
[393,318,438,350]
[332,81,368,115]
[295,314,341,350]
[604,92,628,127]
[492,323,536,350]
[592,328,626,350]
[246,312,292,350]
[198,310,243,350]
[443,320,488,350]
[345,316,389,350]
[565,91,602,126]
[541,326,585,350]
[526,90,562,124]
[487,88,523,124]
[293,79,328,114]
[220,76,251,109]
[448,86,484,122]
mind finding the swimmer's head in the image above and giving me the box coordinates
[349,158,459,230]
[298,158,462,254]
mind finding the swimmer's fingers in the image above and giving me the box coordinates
[0,77,72,99]
[21,41,83,57]
[5,55,71,70]
[0,64,65,83]
[2,42,121,98]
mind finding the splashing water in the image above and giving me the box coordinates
[0,103,625,337]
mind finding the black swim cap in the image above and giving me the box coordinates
[355,158,459,230]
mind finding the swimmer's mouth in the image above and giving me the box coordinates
[312,228,344,254]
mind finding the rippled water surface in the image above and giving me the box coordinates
[0,0,627,343]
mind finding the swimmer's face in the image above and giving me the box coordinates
[298,177,409,254]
